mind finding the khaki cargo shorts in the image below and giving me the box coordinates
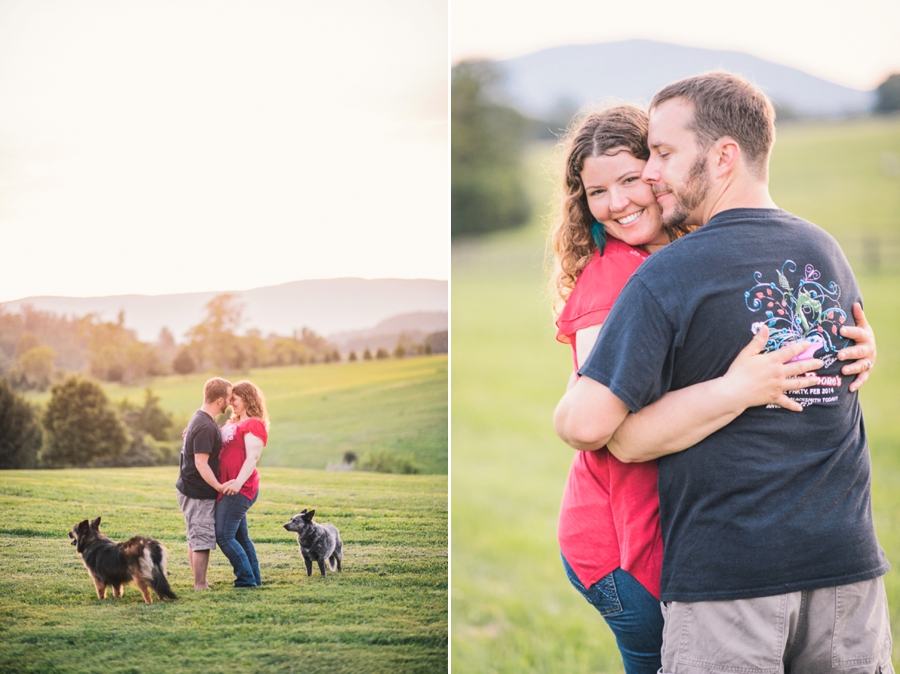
[661,576,893,673]
[177,490,217,551]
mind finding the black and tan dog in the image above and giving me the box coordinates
[68,517,177,604]
[283,509,343,577]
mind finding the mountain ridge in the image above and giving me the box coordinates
[0,277,448,343]
[495,39,875,119]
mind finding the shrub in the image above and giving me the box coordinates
[0,378,43,468]
[41,376,128,468]
[875,73,900,114]
[173,348,196,375]
[17,345,56,391]
[358,450,420,475]
[425,330,447,354]
[114,388,176,467]
[118,388,173,441]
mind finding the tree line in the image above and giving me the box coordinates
[0,293,435,393]
[0,374,433,473]
[0,377,180,470]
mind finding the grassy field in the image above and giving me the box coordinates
[451,117,900,672]
[0,467,447,673]
[28,355,448,475]
[771,116,900,274]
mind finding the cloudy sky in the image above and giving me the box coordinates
[451,0,900,90]
[0,1,448,302]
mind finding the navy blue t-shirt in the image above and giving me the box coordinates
[580,208,889,602]
[175,410,222,500]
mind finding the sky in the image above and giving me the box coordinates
[3,1,897,303]
[0,0,448,303]
[451,0,900,91]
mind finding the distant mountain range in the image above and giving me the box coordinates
[329,310,448,353]
[494,40,874,120]
[1,278,447,344]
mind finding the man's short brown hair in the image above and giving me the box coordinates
[650,71,776,177]
[204,377,232,403]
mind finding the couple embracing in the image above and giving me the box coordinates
[176,377,270,589]
[551,72,892,673]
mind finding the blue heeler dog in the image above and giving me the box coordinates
[283,509,343,577]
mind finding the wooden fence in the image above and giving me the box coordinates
[849,237,900,276]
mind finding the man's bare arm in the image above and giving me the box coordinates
[194,452,224,493]
[607,328,822,462]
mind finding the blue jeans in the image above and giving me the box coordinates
[215,492,261,587]
[562,554,663,674]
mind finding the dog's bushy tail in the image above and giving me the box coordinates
[149,541,178,601]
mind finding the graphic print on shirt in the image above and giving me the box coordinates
[744,260,849,407]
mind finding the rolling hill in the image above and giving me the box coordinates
[82,355,450,475]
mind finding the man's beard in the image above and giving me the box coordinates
[660,153,710,230]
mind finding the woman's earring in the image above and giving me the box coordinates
[591,220,607,254]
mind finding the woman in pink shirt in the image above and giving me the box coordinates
[548,105,877,673]
[215,380,269,588]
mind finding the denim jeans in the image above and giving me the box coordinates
[215,491,261,587]
[562,554,664,674]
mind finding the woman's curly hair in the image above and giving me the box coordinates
[547,104,652,316]
[229,380,270,429]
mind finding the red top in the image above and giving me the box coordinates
[555,238,664,599]
[217,417,268,502]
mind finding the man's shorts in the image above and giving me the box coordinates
[177,490,217,551]
[660,576,893,673]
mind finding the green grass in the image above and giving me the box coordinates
[0,467,447,673]
[770,116,900,242]
[451,117,900,673]
[28,355,449,475]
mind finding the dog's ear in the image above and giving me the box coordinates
[75,521,90,553]
[90,517,101,530]
[299,508,307,515]
[306,509,316,521]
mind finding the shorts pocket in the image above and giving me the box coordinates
[833,578,892,668]
[668,597,786,673]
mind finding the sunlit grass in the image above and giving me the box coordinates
[0,467,447,674]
